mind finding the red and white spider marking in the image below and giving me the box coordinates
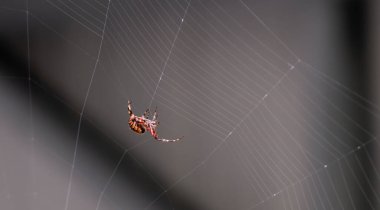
[128,100,183,142]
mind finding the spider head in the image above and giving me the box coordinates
[145,119,158,128]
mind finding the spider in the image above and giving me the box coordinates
[128,100,183,142]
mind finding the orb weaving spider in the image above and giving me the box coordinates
[128,100,183,142]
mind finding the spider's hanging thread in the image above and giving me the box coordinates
[128,101,183,142]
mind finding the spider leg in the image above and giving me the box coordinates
[156,136,183,143]
[143,109,150,118]
[148,126,182,142]
[128,100,134,117]
[145,125,156,138]
[152,106,158,121]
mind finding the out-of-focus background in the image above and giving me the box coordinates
[0,0,379,209]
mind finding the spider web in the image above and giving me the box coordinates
[0,0,379,210]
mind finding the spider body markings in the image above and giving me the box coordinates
[128,118,145,134]
[128,100,182,142]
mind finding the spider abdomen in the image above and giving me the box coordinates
[129,120,145,134]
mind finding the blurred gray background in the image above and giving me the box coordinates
[0,0,379,209]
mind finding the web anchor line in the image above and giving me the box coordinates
[63,1,112,210]
[239,0,300,62]
[95,150,127,210]
[26,0,37,199]
[240,0,374,115]
[246,135,378,210]
[148,0,191,108]
[144,60,300,210]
